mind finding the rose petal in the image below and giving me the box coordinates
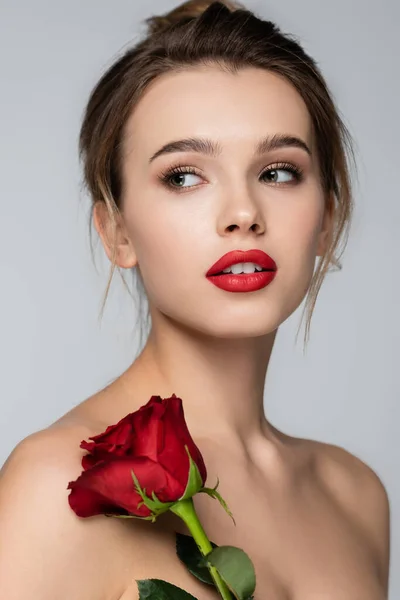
[67,483,138,518]
[161,396,207,484]
[67,456,185,517]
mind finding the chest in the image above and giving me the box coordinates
[115,472,384,600]
[193,469,385,598]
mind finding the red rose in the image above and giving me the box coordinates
[67,394,207,518]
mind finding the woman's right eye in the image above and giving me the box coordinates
[159,166,204,191]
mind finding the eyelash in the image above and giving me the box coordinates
[158,161,304,192]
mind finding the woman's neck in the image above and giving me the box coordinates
[127,319,279,453]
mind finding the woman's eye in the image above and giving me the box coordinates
[167,171,202,188]
[160,163,303,191]
[261,167,300,184]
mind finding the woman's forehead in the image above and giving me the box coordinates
[124,66,313,158]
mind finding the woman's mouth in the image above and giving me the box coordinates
[206,249,277,292]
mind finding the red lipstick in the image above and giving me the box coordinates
[206,249,277,293]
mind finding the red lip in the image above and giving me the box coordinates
[206,249,277,277]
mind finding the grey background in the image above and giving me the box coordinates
[0,0,398,595]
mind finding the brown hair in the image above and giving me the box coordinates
[79,0,356,352]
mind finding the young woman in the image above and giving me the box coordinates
[0,1,390,599]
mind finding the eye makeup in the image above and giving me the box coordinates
[157,161,304,192]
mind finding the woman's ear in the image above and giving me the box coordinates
[93,201,137,269]
[316,193,335,257]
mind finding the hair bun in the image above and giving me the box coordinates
[145,0,242,36]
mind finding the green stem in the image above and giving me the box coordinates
[170,498,233,600]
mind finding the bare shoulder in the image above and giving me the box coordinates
[311,440,391,590]
[312,440,391,523]
[0,424,128,600]
[51,376,136,432]
[0,423,90,489]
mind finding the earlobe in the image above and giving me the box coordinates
[93,201,137,269]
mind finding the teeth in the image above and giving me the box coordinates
[222,262,264,275]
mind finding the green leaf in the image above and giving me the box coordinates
[175,531,218,585]
[206,546,256,600]
[137,578,198,599]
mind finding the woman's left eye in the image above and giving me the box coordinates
[261,164,304,185]
[159,162,304,191]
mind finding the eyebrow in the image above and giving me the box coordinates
[148,133,312,163]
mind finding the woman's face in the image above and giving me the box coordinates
[107,66,331,338]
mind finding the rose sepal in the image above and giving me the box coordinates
[177,445,205,501]
[106,445,206,523]
[198,477,236,526]
[129,469,176,523]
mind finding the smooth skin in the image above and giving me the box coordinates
[0,66,390,600]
